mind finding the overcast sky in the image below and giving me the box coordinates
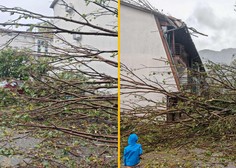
[149,0,236,51]
[0,0,53,15]
[0,0,53,26]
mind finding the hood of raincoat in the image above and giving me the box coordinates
[128,133,138,145]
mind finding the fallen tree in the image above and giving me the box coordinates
[121,60,236,152]
[0,0,118,167]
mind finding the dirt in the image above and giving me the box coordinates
[139,146,236,168]
[121,138,236,168]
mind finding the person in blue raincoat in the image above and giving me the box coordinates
[123,133,143,167]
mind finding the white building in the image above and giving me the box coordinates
[49,0,118,79]
[0,28,52,54]
[120,1,206,120]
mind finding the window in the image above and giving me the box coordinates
[37,40,48,53]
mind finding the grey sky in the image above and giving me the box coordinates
[149,0,236,51]
[0,0,53,25]
[0,0,53,14]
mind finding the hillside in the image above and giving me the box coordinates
[199,48,236,65]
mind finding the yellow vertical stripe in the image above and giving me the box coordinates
[117,0,121,167]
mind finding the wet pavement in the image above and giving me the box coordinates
[0,129,40,167]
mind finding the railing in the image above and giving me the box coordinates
[172,54,188,86]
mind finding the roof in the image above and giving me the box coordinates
[50,0,60,8]
[121,0,158,14]
[121,0,205,72]
[121,1,184,27]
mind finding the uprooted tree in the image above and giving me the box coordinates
[0,0,117,167]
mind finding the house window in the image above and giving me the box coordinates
[45,41,48,53]
[37,40,48,53]
[37,40,41,53]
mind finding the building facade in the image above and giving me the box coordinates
[120,1,206,119]
[0,28,52,54]
[49,0,118,79]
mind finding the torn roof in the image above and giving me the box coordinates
[121,0,205,71]
[121,0,186,29]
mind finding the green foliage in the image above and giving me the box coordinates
[0,89,20,106]
[0,48,51,81]
[0,148,15,157]
[0,48,30,80]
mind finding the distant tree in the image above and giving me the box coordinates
[0,48,50,81]
[0,48,30,80]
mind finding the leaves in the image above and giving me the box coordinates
[0,0,118,166]
[121,60,236,167]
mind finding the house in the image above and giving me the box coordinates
[0,28,52,54]
[0,1,117,94]
[49,0,118,79]
[120,1,206,120]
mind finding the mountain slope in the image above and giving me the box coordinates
[198,48,236,65]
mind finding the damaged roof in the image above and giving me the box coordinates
[121,0,205,71]
[121,0,185,29]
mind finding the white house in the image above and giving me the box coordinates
[0,28,52,54]
[120,1,206,120]
[49,0,118,79]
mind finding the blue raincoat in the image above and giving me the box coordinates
[123,134,143,166]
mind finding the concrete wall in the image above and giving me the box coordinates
[0,32,36,51]
[120,4,178,110]
[0,31,51,53]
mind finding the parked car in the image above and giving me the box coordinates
[0,80,24,94]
